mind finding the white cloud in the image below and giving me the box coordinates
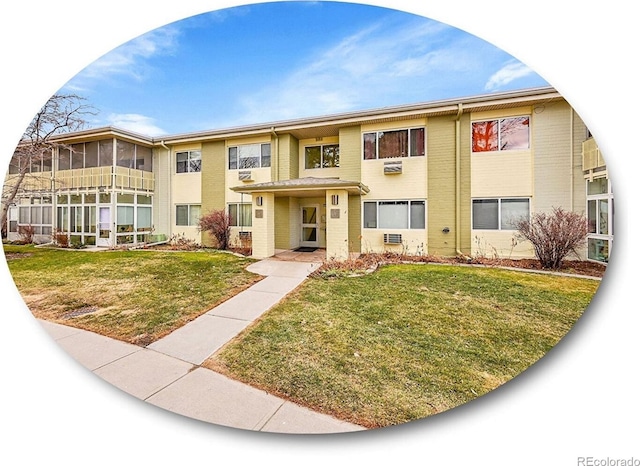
[484,61,535,91]
[105,113,166,136]
[66,26,180,89]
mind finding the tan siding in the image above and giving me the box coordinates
[427,115,458,256]
[274,197,291,249]
[338,126,361,182]
[200,140,226,246]
[533,101,574,212]
[153,147,171,238]
[348,195,361,253]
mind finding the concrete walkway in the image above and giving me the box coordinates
[38,256,365,434]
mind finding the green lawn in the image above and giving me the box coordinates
[4,244,260,345]
[206,263,600,428]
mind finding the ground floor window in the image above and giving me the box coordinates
[586,176,613,263]
[472,198,530,230]
[228,203,252,227]
[16,197,53,236]
[176,204,201,226]
[363,200,425,229]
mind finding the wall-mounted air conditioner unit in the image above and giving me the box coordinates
[239,171,252,181]
[383,160,402,174]
[383,233,403,244]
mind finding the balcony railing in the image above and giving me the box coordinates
[582,138,606,171]
[54,167,155,191]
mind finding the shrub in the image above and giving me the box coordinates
[197,209,231,250]
[17,225,36,244]
[513,207,588,269]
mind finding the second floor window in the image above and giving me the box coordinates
[176,150,201,173]
[228,143,271,169]
[363,128,425,160]
[472,116,530,152]
[305,144,339,169]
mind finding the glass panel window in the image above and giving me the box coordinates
[378,130,408,159]
[379,201,409,229]
[117,206,134,232]
[305,146,322,169]
[136,146,153,172]
[363,128,425,159]
[71,144,84,169]
[363,133,377,160]
[410,128,425,157]
[228,144,270,169]
[176,150,201,173]
[323,144,339,167]
[363,202,377,228]
[587,177,608,195]
[410,201,425,229]
[58,148,71,170]
[238,144,260,169]
[85,141,99,168]
[305,144,339,169]
[117,140,135,168]
[137,206,152,231]
[229,203,252,227]
[472,117,530,152]
[261,143,271,168]
[228,147,238,170]
[472,199,499,229]
[98,139,113,167]
[175,204,200,226]
[500,198,529,230]
[473,198,530,230]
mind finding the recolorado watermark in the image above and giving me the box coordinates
[578,458,640,466]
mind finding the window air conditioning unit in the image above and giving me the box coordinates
[238,170,252,181]
[383,233,403,244]
[383,160,402,174]
[238,231,252,239]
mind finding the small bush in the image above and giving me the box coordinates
[197,209,231,250]
[17,225,35,244]
[513,207,588,270]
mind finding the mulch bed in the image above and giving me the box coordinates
[315,252,607,278]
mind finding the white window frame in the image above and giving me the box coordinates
[363,200,425,230]
[228,203,252,227]
[228,143,271,170]
[176,150,202,173]
[471,116,530,153]
[586,176,613,263]
[363,127,426,160]
[472,197,530,230]
[304,144,340,169]
[175,204,201,226]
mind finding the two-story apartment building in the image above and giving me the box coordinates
[3,86,613,263]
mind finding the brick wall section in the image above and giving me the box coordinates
[200,140,226,247]
[427,114,458,257]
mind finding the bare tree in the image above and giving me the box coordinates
[513,207,589,269]
[2,94,96,236]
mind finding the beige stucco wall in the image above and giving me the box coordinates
[169,143,202,242]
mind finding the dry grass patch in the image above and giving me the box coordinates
[4,244,260,344]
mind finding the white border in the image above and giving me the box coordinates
[1,1,636,464]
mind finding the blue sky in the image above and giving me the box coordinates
[61,1,548,136]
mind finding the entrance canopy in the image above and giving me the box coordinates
[230,177,370,197]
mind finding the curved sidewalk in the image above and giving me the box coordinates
[38,258,365,434]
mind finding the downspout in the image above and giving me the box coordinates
[161,140,171,240]
[454,103,465,257]
[271,127,279,181]
[570,109,574,211]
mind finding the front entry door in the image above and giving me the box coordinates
[301,205,320,247]
[97,206,111,247]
